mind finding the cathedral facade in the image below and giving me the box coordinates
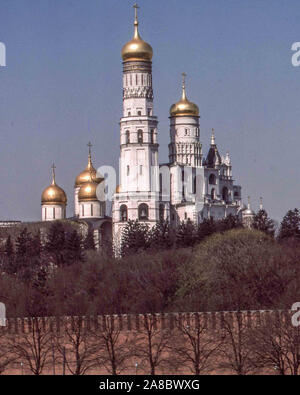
[112,6,246,251]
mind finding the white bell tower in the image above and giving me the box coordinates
[113,4,160,249]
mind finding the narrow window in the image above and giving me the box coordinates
[140,165,143,175]
[138,130,143,143]
[120,205,128,222]
[138,204,149,220]
[126,130,130,144]
[91,204,93,217]
[137,110,142,116]
[150,129,154,144]
[127,165,130,176]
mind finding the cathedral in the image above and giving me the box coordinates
[36,5,256,251]
[111,5,251,251]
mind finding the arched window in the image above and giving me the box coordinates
[138,130,143,144]
[150,129,154,144]
[209,174,216,185]
[120,205,128,222]
[137,110,142,116]
[126,130,130,144]
[159,204,164,221]
[211,188,216,200]
[138,203,149,221]
[222,187,229,203]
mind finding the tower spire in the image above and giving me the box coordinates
[211,128,216,146]
[133,3,140,39]
[247,196,251,210]
[51,163,56,185]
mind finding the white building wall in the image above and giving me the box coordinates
[79,201,103,219]
[42,205,66,221]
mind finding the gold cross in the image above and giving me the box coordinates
[87,141,93,155]
[182,72,187,88]
[133,3,140,21]
[51,163,56,183]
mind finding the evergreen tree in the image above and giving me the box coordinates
[278,209,300,241]
[217,214,243,233]
[83,228,96,251]
[176,220,197,248]
[3,235,15,274]
[15,228,33,272]
[121,220,150,256]
[4,235,14,258]
[148,220,175,250]
[253,209,275,237]
[65,230,85,265]
[45,222,66,267]
[197,218,217,243]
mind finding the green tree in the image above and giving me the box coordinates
[197,218,217,243]
[45,222,66,267]
[83,228,96,251]
[176,220,197,248]
[177,229,287,312]
[217,214,243,233]
[65,230,85,265]
[4,235,14,258]
[120,220,150,256]
[148,220,175,251]
[253,209,275,237]
[278,209,300,241]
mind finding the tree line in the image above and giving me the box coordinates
[0,311,299,375]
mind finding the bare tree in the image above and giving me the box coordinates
[54,316,96,375]
[9,317,53,375]
[250,311,300,375]
[169,313,220,375]
[92,315,131,375]
[218,312,256,375]
[0,327,16,374]
[132,314,172,375]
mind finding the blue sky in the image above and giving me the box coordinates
[0,0,299,222]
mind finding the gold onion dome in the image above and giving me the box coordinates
[78,177,99,202]
[41,165,67,205]
[170,73,199,117]
[121,4,153,62]
[75,143,103,187]
[116,185,121,193]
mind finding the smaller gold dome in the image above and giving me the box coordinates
[78,179,99,202]
[42,165,67,205]
[116,185,121,193]
[121,6,153,62]
[75,145,103,187]
[170,73,199,117]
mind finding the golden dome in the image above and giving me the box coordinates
[75,143,103,187]
[170,73,199,117]
[116,185,121,193]
[121,5,153,62]
[41,165,67,205]
[78,174,100,202]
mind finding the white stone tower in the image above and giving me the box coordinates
[113,4,160,247]
[41,164,67,221]
[169,73,202,167]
